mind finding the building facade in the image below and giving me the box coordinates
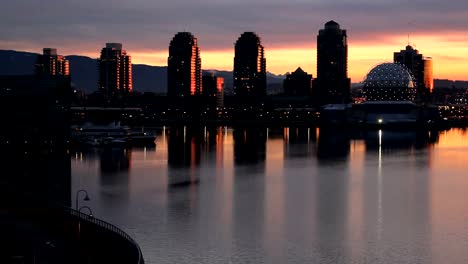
[313,21,351,105]
[394,45,433,100]
[423,57,434,94]
[98,43,133,98]
[202,73,225,108]
[233,32,266,97]
[283,67,312,96]
[35,48,69,76]
[168,32,202,97]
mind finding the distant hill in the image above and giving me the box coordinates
[66,55,98,93]
[3,50,465,94]
[0,50,36,75]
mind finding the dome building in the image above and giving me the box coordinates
[347,63,424,126]
[363,63,417,101]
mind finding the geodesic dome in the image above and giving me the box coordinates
[363,63,417,101]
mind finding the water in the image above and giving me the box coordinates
[72,127,468,264]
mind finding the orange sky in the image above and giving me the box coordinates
[39,33,468,82]
[128,32,467,82]
[3,0,468,83]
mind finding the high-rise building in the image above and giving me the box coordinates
[283,67,313,96]
[313,21,351,105]
[233,32,266,97]
[394,45,433,97]
[98,43,133,98]
[202,73,225,108]
[423,57,433,93]
[168,32,202,97]
[35,48,69,76]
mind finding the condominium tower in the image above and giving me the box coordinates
[35,48,69,76]
[233,32,267,97]
[313,21,351,105]
[168,32,202,97]
[98,43,133,98]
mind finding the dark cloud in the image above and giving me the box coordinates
[1,0,468,52]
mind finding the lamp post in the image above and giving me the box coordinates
[77,205,93,238]
[79,206,94,218]
[75,189,90,210]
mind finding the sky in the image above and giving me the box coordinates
[1,0,468,82]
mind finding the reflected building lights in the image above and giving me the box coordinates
[316,127,320,144]
[377,129,383,241]
[224,127,228,143]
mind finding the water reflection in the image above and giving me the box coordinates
[199,126,224,168]
[69,126,468,264]
[364,129,439,152]
[315,128,350,263]
[167,126,203,187]
[317,127,350,161]
[100,148,131,174]
[283,127,315,159]
[233,128,267,166]
[361,129,433,263]
[232,127,267,262]
[203,126,220,154]
[167,126,202,169]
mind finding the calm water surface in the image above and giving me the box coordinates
[72,127,468,264]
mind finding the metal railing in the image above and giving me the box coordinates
[60,206,144,264]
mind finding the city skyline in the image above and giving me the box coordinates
[1,0,467,82]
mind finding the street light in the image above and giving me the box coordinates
[75,189,90,210]
[79,206,94,218]
[77,205,94,238]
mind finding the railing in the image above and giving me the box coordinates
[60,206,144,264]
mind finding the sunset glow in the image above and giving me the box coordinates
[87,32,467,82]
[120,33,468,82]
[10,30,468,83]
[3,0,468,82]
